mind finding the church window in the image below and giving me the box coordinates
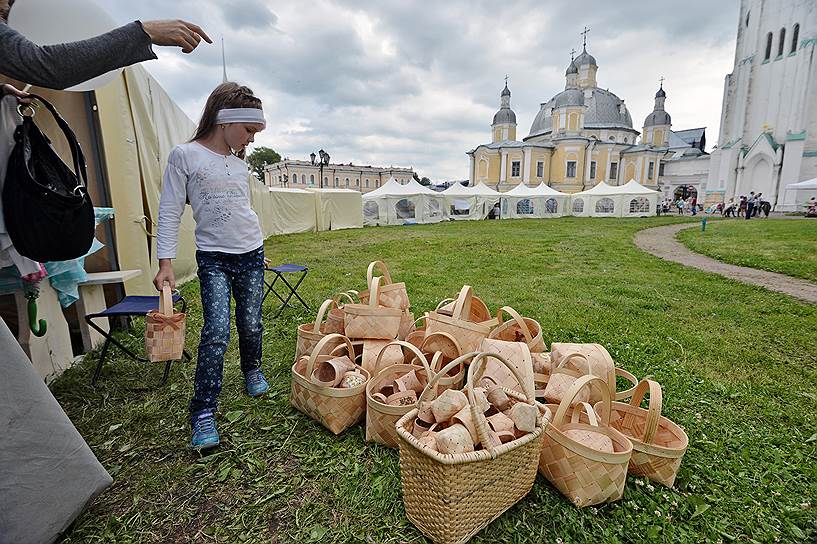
[648,162,655,180]
[292,174,298,184]
[778,28,786,57]
[609,162,618,180]
[764,32,773,61]
[365,179,370,188]
[310,174,315,185]
[334,177,339,187]
[745,10,750,27]
[791,24,799,54]
[345,177,350,188]
[323,177,328,186]
[659,163,665,176]
[511,161,521,177]
[590,161,597,179]
[537,161,544,177]
[566,161,577,178]
[355,178,359,187]
[376,179,381,188]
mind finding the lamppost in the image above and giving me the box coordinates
[282,173,288,188]
[310,149,330,188]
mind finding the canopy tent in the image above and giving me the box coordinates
[308,188,364,231]
[362,177,447,226]
[250,184,317,236]
[570,180,658,217]
[440,182,501,221]
[500,183,568,219]
[780,177,817,212]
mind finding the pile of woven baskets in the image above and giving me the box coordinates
[289,260,690,544]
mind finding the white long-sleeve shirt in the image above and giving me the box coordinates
[156,142,262,259]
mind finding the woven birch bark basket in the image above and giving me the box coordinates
[596,379,688,487]
[540,375,633,507]
[325,291,357,335]
[487,305,547,353]
[396,352,550,544]
[344,276,402,340]
[145,283,186,362]
[358,260,410,310]
[290,334,371,435]
[296,298,342,360]
[425,286,495,353]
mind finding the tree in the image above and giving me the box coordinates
[412,172,421,183]
[419,177,432,186]
[247,146,281,181]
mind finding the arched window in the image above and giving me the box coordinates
[546,198,558,214]
[791,24,799,54]
[365,179,370,188]
[764,32,773,60]
[323,177,328,186]
[345,177,350,188]
[595,197,615,214]
[292,173,298,184]
[363,201,379,221]
[778,27,786,57]
[355,178,359,187]
[310,174,315,185]
[395,199,415,219]
[516,199,534,215]
[572,198,584,213]
[334,177,339,188]
[629,197,650,214]
[745,10,750,27]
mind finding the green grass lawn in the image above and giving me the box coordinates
[52,217,817,543]
[678,218,817,282]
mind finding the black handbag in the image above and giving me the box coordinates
[3,94,95,263]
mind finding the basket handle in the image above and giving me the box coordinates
[554,351,616,398]
[570,402,600,427]
[366,260,393,286]
[367,276,382,308]
[553,351,589,371]
[614,367,639,400]
[312,299,336,333]
[435,298,455,311]
[374,339,434,382]
[625,379,663,445]
[306,333,355,379]
[332,291,357,307]
[416,351,480,407]
[419,330,462,357]
[159,282,174,317]
[466,351,538,458]
[488,306,534,345]
[552,374,611,429]
[413,313,428,328]
[451,285,474,321]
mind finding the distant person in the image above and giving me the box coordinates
[690,195,698,216]
[738,196,747,218]
[677,198,684,215]
[746,191,756,220]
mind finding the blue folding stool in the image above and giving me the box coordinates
[84,294,192,385]
[262,263,310,318]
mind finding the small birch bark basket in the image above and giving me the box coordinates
[425,286,495,353]
[358,260,410,310]
[487,305,546,353]
[145,283,186,362]
[343,276,402,340]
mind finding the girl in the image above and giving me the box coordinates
[155,82,268,449]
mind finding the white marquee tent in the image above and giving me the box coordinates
[501,183,569,219]
[780,177,817,212]
[362,177,447,226]
[570,180,658,217]
[442,182,501,220]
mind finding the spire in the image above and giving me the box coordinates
[644,78,671,128]
[655,76,666,98]
[221,36,228,83]
[581,26,590,50]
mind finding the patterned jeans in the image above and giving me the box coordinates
[189,246,265,415]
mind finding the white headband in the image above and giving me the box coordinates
[215,108,266,129]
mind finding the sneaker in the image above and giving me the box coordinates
[190,411,220,450]
[244,368,269,397]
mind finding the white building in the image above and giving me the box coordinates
[705,0,817,210]
[264,159,414,194]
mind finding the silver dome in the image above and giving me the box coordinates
[493,108,517,125]
[527,87,633,137]
[552,88,585,108]
[575,47,597,66]
[644,110,671,127]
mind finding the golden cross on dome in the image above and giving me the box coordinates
[581,26,590,48]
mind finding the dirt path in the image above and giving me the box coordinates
[634,222,817,304]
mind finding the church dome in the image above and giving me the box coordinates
[644,110,671,126]
[552,88,584,108]
[528,87,632,137]
[493,108,517,124]
[501,83,511,97]
[575,47,597,67]
[655,86,666,98]
[565,60,578,75]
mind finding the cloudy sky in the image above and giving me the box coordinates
[104,0,739,181]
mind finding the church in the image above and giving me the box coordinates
[467,34,707,195]
[705,0,816,211]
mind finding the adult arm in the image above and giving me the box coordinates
[0,21,156,90]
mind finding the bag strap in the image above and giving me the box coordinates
[24,94,88,189]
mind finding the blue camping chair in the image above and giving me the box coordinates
[262,263,310,318]
[85,294,192,385]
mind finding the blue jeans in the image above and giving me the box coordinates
[190,246,265,415]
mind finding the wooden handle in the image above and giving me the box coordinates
[306,334,355,379]
[332,291,357,307]
[312,299,336,333]
[160,282,174,317]
[366,260,393,286]
[552,374,611,429]
[451,285,473,321]
[554,351,589,371]
[420,331,462,356]
[489,306,534,345]
[625,379,663,445]
[368,276,382,308]
[570,402,599,427]
[375,339,434,381]
[614,367,639,400]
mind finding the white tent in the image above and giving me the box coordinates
[570,180,658,217]
[362,177,447,226]
[780,177,817,212]
[501,183,568,219]
[441,182,501,220]
[307,188,364,231]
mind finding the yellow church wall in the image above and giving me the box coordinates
[508,126,517,141]
[624,158,637,182]
[550,146,584,184]
[506,150,524,181]
[653,129,663,146]
[530,151,551,182]
[590,147,609,182]
[487,154,501,181]
[568,112,579,131]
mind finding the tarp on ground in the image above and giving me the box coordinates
[362,177,447,225]
[307,188,364,231]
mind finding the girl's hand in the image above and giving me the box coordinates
[154,260,176,291]
[1,84,32,105]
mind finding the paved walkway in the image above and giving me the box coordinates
[634,222,817,304]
